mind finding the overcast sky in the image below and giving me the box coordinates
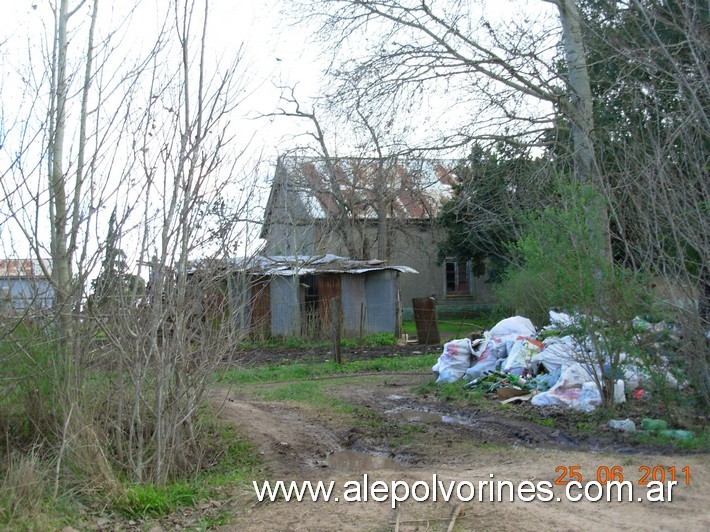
[0,0,555,265]
[0,1,329,261]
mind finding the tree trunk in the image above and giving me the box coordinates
[49,0,75,390]
[550,0,612,265]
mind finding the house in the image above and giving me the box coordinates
[261,155,495,312]
[0,259,54,315]
[189,254,416,338]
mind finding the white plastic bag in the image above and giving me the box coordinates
[433,338,475,383]
[548,310,575,328]
[531,381,602,412]
[502,338,543,374]
[531,336,581,373]
[465,337,508,380]
[530,363,601,412]
[488,316,536,338]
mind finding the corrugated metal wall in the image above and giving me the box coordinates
[364,270,397,334]
[0,278,54,313]
[341,275,365,336]
[269,276,301,336]
[227,273,252,336]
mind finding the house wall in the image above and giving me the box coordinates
[309,222,495,310]
[0,278,54,314]
[262,179,496,312]
[262,177,317,255]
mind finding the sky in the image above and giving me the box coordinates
[0,0,557,276]
[0,0,326,264]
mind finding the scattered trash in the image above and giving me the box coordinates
[464,337,508,380]
[531,364,602,413]
[531,336,581,374]
[531,382,601,412]
[632,316,679,335]
[464,370,531,395]
[432,310,692,414]
[502,337,543,375]
[499,393,533,404]
[632,389,648,400]
[608,419,636,432]
[497,386,531,401]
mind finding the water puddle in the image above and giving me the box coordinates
[389,408,443,423]
[387,408,476,428]
[326,450,402,471]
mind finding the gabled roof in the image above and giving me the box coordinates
[263,155,459,232]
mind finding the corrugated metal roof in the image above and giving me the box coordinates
[276,156,458,221]
[247,254,417,276]
[193,254,417,276]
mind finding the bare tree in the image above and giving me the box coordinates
[1,0,262,487]
[97,0,260,483]
[270,86,452,266]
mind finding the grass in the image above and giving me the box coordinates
[113,421,262,523]
[115,482,201,519]
[401,318,491,336]
[237,332,398,351]
[215,352,439,385]
[253,380,386,428]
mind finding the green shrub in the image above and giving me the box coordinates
[495,181,652,405]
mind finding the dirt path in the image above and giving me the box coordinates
[213,373,709,531]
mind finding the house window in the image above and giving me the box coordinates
[445,260,470,295]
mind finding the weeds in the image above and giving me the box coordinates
[216,353,438,385]
[237,332,398,351]
[115,482,201,519]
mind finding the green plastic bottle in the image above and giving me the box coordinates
[641,418,668,431]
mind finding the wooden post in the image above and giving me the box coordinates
[412,297,440,344]
[333,297,343,364]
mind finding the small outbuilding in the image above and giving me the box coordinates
[206,254,417,339]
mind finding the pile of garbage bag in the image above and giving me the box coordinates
[431,313,642,412]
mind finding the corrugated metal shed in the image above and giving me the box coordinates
[193,255,415,339]
[0,259,54,313]
[341,275,366,337]
[269,276,301,336]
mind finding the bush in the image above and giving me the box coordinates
[495,181,652,405]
